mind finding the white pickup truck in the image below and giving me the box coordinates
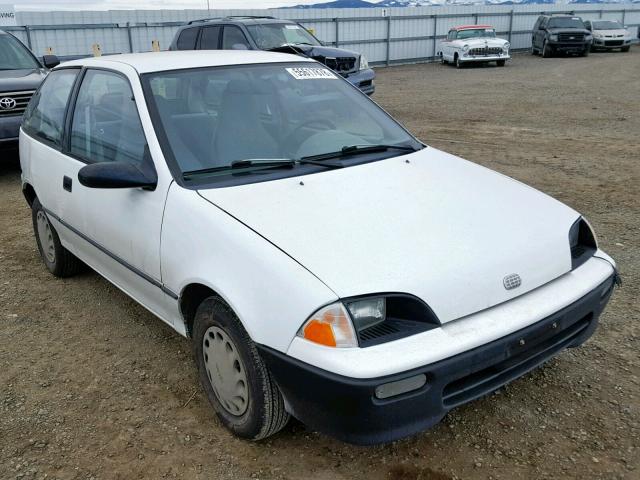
[439,25,510,68]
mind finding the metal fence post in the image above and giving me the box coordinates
[386,14,391,66]
[599,10,603,19]
[334,18,339,47]
[24,25,32,49]
[433,15,438,60]
[126,22,134,53]
[473,13,478,25]
[508,10,514,43]
[621,9,626,26]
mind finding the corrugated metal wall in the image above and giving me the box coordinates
[7,5,640,65]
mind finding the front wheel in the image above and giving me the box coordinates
[621,46,630,52]
[581,48,590,57]
[542,41,552,58]
[32,198,83,277]
[455,54,463,69]
[496,59,506,67]
[193,297,289,440]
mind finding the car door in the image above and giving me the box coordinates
[535,18,547,48]
[21,68,83,245]
[221,25,251,50]
[65,67,177,325]
[199,25,221,49]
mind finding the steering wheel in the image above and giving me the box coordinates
[284,118,337,154]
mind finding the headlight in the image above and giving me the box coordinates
[569,217,597,270]
[298,295,440,348]
[594,33,603,39]
[586,34,593,40]
[462,44,469,52]
[550,34,558,41]
[359,55,369,70]
[503,42,510,51]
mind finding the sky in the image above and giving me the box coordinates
[10,0,340,10]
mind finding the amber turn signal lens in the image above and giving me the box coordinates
[299,303,358,348]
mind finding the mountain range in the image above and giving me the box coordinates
[285,0,638,8]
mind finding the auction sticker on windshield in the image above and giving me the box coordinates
[286,67,337,80]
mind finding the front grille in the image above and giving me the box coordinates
[469,47,502,56]
[0,90,35,117]
[322,56,356,74]
[604,40,624,46]
[558,33,585,42]
[442,313,593,407]
[571,244,586,258]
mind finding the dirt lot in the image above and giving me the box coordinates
[1,49,639,480]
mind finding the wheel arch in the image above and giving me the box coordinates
[179,282,230,337]
[22,183,37,207]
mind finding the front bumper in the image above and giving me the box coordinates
[460,53,510,63]
[344,68,375,95]
[259,263,616,445]
[548,41,591,53]
[0,114,23,147]
[592,38,632,49]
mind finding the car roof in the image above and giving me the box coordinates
[186,16,295,26]
[452,25,494,31]
[60,50,314,74]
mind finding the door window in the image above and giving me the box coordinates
[22,69,78,146]
[222,26,250,50]
[177,27,199,50]
[200,26,221,49]
[69,69,147,165]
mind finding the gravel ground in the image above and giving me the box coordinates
[1,49,639,480]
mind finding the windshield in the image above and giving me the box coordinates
[0,34,40,70]
[548,18,585,29]
[143,63,421,185]
[246,23,320,50]
[457,29,496,40]
[592,21,624,30]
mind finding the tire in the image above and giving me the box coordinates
[621,46,630,52]
[581,48,589,57]
[32,198,83,277]
[455,54,463,69]
[531,41,538,55]
[542,41,552,58]
[193,296,289,441]
[440,53,448,65]
[496,59,506,67]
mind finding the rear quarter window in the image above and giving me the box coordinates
[22,68,78,147]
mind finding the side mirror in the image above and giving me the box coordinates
[78,161,157,190]
[42,54,60,69]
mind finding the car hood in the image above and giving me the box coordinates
[458,37,508,47]
[198,148,580,324]
[0,68,46,93]
[269,44,360,63]
[593,29,629,36]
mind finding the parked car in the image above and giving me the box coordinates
[438,25,510,68]
[584,20,632,52]
[169,16,375,95]
[531,15,592,57]
[20,51,618,445]
[0,29,58,150]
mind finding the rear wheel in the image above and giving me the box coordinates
[193,296,289,440]
[542,41,552,58]
[32,198,82,277]
[496,59,506,67]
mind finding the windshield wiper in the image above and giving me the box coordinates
[183,157,342,180]
[301,144,420,163]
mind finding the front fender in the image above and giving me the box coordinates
[161,184,339,352]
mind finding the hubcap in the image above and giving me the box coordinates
[202,326,249,416]
[36,211,56,264]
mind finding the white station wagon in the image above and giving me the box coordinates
[20,51,617,445]
[439,25,510,68]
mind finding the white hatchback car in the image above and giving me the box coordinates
[20,51,617,445]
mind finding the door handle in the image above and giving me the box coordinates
[63,176,72,192]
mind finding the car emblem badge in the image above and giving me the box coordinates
[0,97,17,110]
[503,273,522,290]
